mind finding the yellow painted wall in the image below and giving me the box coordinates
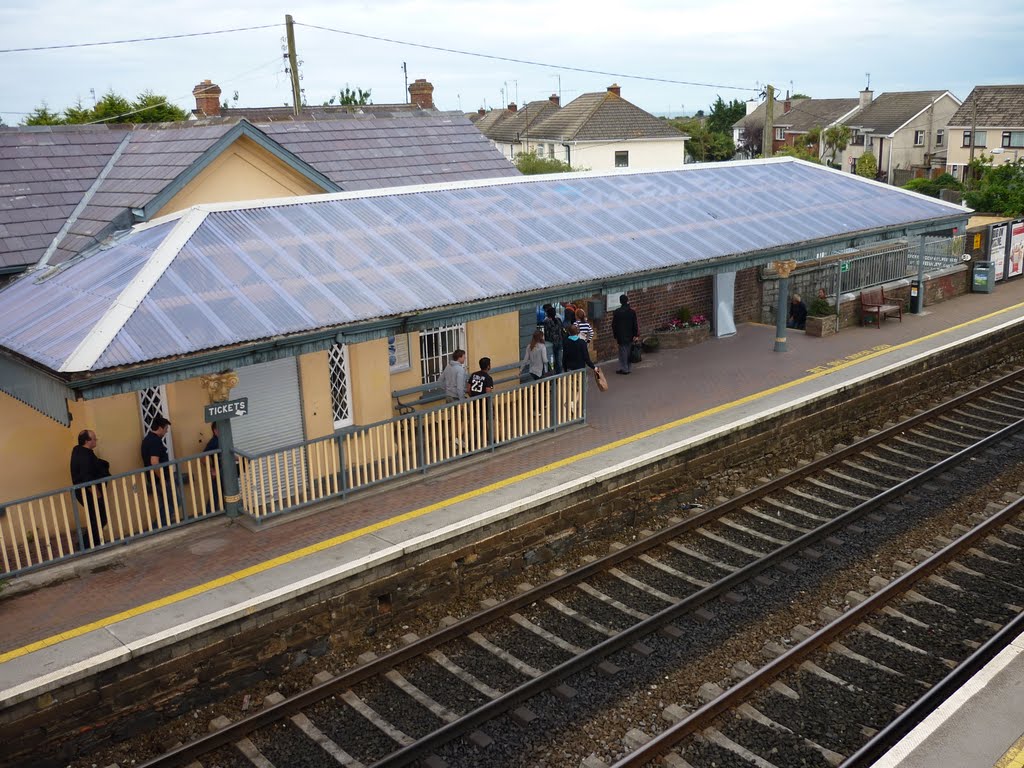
[298,351,335,439]
[0,390,140,502]
[466,311,519,389]
[351,339,393,425]
[165,377,216,456]
[155,135,325,217]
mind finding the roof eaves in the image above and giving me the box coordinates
[60,208,208,373]
[138,121,341,221]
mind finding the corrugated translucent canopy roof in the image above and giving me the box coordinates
[0,158,968,375]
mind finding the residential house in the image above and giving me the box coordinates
[479,96,562,161]
[0,79,517,277]
[945,85,1024,182]
[478,84,687,171]
[838,90,961,183]
[733,97,856,157]
[0,159,968,509]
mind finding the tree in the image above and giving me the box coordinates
[24,103,64,125]
[963,159,1024,216]
[21,90,188,125]
[738,124,763,159]
[325,86,372,106]
[515,153,577,174]
[668,118,735,163]
[791,93,811,99]
[775,144,819,163]
[820,125,851,166]
[706,96,747,135]
[131,91,189,123]
[902,173,963,199]
[856,151,877,179]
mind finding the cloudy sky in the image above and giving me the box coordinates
[2,0,1022,125]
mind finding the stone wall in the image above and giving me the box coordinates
[6,321,1024,768]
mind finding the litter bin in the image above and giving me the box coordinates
[973,261,996,294]
[909,280,923,313]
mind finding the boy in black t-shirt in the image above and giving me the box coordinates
[467,357,494,397]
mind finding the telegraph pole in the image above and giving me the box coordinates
[762,84,775,158]
[402,62,409,103]
[285,14,302,116]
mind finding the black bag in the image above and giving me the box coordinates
[629,341,643,364]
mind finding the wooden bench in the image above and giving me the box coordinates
[860,286,903,328]
[392,363,525,415]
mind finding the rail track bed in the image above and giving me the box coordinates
[129,370,1024,768]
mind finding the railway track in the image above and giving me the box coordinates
[138,369,1024,768]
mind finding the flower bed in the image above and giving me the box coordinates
[653,322,710,349]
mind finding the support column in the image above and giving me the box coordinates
[201,372,242,518]
[773,259,797,352]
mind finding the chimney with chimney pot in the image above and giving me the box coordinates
[859,89,873,108]
[607,84,621,97]
[549,94,560,106]
[192,79,222,117]
[408,78,435,109]
[478,107,486,116]
[507,102,518,113]
[783,99,791,114]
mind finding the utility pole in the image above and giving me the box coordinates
[402,62,409,103]
[968,94,978,182]
[762,84,775,158]
[285,14,302,117]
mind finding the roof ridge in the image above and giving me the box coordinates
[570,91,616,141]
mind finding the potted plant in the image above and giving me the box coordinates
[805,296,838,337]
[653,307,711,349]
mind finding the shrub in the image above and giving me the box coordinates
[809,297,835,316]
[674,306,692,325]
[856,152,877,179]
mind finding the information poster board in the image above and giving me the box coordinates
[990,222,1008,281]
[1009,220,1024,279]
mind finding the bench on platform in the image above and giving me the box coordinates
[392,363,525,415]
[860,286,903,328]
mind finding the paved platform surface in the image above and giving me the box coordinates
[5,276,1024,765]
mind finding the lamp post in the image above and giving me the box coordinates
[773,259,798,352]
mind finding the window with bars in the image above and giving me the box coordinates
[328,344,354,429]
[138,385,174,459]
[419,324,466,384]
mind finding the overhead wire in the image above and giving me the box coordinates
[0,24,281,54]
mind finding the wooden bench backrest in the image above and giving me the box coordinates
[861,287,884,305]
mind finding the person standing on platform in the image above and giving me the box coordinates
[613,294,640,375]
[467,357,494,396]
[70,429,110,547]
[204,423,222,512]
[543,305,565,374]
[522,330,548,380]
[562,324,597,372]
[575,307,595,359]
[141,416,174,527]
[440,349,468,403]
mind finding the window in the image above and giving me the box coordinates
[328,344,354,429]
[963,130,972,147]
[951,164,960,181]
[774,128,785,141]
[975,130,987,147]
[935,129,944,147]
[614,150,629,167]
[913,130,925,146]
[139,386,174,459]
[419,324,466,384]
[548,143,555,158]
[1003,130,1024,148]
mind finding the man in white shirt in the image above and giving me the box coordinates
[439,349,468,402]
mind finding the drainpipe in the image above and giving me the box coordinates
[888,137,894,184]
[562,143,571,167]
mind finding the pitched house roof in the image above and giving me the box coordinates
[0,158,968,381]
[733,99,859,134]
[526,87,683,142]
[947,85,1024,128]
[0,114,517,272]
[220,104,426,122]
[733,99,809,132]
[485,99,562,144]
[844,91,952,136]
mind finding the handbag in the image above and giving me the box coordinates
[629,340,643,364]
[594,367,609,392]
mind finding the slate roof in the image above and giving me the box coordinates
[221,103,425,122]
[527,90,683,142]
[261,115,517,190]
[948,85,1024,128]
[733,99,859,134]
[733,99,810,132]
[0,114,517,272]
[0,126,128,271]
[485,100,562,144]
[844,91,950,136]
[0,158,969,376]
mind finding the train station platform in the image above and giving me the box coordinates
[5,276,1024,760]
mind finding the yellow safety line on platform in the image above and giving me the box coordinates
[996,734,1024,768]
[3,300,1024,667]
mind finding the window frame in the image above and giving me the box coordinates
[963,130,972,147]
[774,127,785,141]
[975,130,987,148]
[1002,130,1024,148]
[328,343,354,429]
[419,324,467,385]
[913,130,925,146]
[614,150,629,168]
[935,129,944,147]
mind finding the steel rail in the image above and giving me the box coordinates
[611,485,1024,767]
[139,369,1024,768]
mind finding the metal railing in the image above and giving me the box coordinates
[235,370,588,522]
[0,451,222,577]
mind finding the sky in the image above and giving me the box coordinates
[1,0,1022,126]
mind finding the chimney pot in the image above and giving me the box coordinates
[549,94,560,106]
[783,99,791,114]
[192,79,222,117]
[607,83,621,97]
[408,78,435,109]
[478,107,486,116]
[507,102,517,113]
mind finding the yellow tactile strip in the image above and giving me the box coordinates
[2,301,1023,667]
[996,734,1024,768]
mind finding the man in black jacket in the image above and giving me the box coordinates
[612,294,640,374]
[70,429,110,547]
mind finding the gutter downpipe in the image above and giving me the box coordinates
[562,143,571,167]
